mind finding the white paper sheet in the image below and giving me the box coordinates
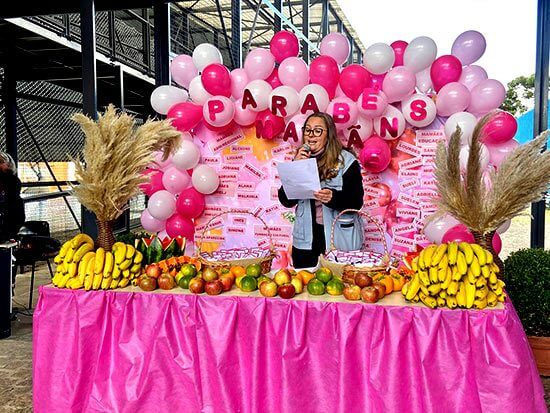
[276,158,321,199]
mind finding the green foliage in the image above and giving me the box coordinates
[115,231,149,246]
[504,248,550,336]
[500,74,536,116]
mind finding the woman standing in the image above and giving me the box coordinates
[0,151,25,242]
[278,112,364,268]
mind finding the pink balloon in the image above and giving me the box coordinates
[278,57,309,91]
[265,67,282,88]
[327,97,358,131]
[415,68,433,93]
[436,82,471,117]
[390,40,408,67]
[459,65,488,91]
[234,98,258,126]
[165,213,195,240]
[140,209,166,233]
[147,190,176,221]
[442,224,475,244]
[339,64,371,101]
[382,66,416,103]
[167,102,203,132]
[485,139,519,168]
[423,214,460,244]
[282,113,307,145]
[161,166,191,194]
[152,151,172,169]
[170,55,198,89]
[357,88,388,119]
[309,55,340,99]
[176,187,206,219]
[481,110,518,144]
[203,96,234,128]
[430,55,463,92]
[320,33,350,65]
[255,109,285,139]
[492,232,502,254]
[139,169,164,196]
[467,79,506,114]
[201,63,231,97]
[244,48,276,80]
[378,170,400,197]
[340,115,373,150]
[230,68,249,99]
[270,31,300,63]
[369,73,386,90]
[451,30,486,66]
[359,135,391,173]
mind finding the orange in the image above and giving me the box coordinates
[245,263,262,277]
[390,273,405,291]
[377,275,394,294]
[297,270,315,285]
[231,265,246,278]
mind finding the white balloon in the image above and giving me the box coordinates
[459,144,490,171]
[415,67,433,93]
[445,112,478,146]
[373,104,405,141]
[192,164,220,194]
[172,140,201,170]
[299,84,330,115]
[188,76,212,105]
[150,85,188,115]
[497,219,511,234]
[243,79,272,112]
[363,43,395,75]
[401,94,436,128]
[203,96,235,127]
[180,132,193,142]
[192,43,223,72]
[341,115,373,147]
[147,190,176,221]
[269,85,300,117]
[403,36,437,73]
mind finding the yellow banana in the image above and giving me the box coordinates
[112,266,121,279]
[487,291,498,307]
[119,258,132,271]
[110,278,120,289]
[64,247,76,264]
[125,244,135,260]
[451,266,462,281]
[57,241,72,260]
[130,263,141,274]
[431,244,448,267]
[436,297,446,307]
[84,274,94,291]
[122,269,130,279]
[447,242,458,265]
[411,256,418,272]
[485,249,494,265]
[471,256,481,277]
[420,284,430,296]
[473,297,488,310]
[446,296,458,309]
[497,293,505,302]
[456,282,466,307]
[466,268,477,284]
[475,276,487,289]
[497,279,506,289]
[476,285,488,300]
[101,276,112,290]
[481,265,490,279]
[490,262,500,274]
[423,245,437,267]
[405,275,421,300]
[134,251,143,264]
[489,271,498,285]
[456,252,467,275]
[447,280,459,296]
[58,273,71,288]
[411,295,420,303]
[94,248,106,274]
[428,283,442,296]
[493,285,503,296]
[78,251,95,282]
[420,293,437,309]
[441,268,453,289]
[471,244,486,266]
[103,252,114,277]
[429,266,439,284]
[465,280,476,308]
[418,249,426,270]
[401,282,409,297]
[73,243,93,263]
[71,233,94,250]
[437,267,447,283]
[92,272,103,290]
[52,273,63,286]
[85,257,95,278]
[118,277,129,288]
[112,241,125,252]
[69,278,84,290]
[418,270,430,286]
[437,253,449,270]
[114,244,127,265]
[458,242,474,265]
[438,290,448,299]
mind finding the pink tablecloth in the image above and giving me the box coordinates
[33,286,546,413]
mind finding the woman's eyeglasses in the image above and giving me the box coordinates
[302,127,326,137]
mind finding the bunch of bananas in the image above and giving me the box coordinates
[402,242,506,309]
[52,235,142,290]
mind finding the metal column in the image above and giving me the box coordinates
[4,61,17,164]
[274,0,282,32]
[531,0,550,249]
[302,0,310,63]
[321,0,329,37]
[231,0,242,68]
[80,0,98,237]
[154,0,170,86]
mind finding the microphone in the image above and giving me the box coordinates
[302,143,311,153]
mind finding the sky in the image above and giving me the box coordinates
[337,0,538,86]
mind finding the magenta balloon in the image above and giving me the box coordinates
[382,66,416,103]
[165,213,195,240]
[277,57,309,91]
[140,209,166,233]
[270,31,300,63]
[167,102,203,132]
[230,68,249,99]
[309,55,340,99]
[481,111,518,144]
[359,135,391,173]
[459,65,488,91]
[255,109,285,139]
[244,48,276,80]
[423,214,460,244]
[467,79,506,114]
[430,55,462,92]
[451,30,486,66]
[170,55,198,89]
[485,139,519,168]
[265,67,282,88]
[368,73,386,90]
[339,64,371,101]
[436,82,471,117]
[176,187,206,219]
[390,40,408,67]
[492,232,502,254]
[201,63,231,97]
[139,169,164,196]
[441,224,475,244]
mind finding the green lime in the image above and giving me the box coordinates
[178,274,194,289]
[307,279,326,295]
[246,263,262,277]
[240,275,258,292]
[315,267,333,284]
[326,279,344,296]
[179,263,197,278]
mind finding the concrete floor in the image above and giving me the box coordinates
[0,264,549,412]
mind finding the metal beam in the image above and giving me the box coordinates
[274,0,282,32]
[302,0,310,63]
[321,0,329,37]
[231,0,242,68]
[531,0,550,249]
[154,0,170,86]
[4,58,17,164]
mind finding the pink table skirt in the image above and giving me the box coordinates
[33,286,545,413]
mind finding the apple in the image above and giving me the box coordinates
[158,273,176,290]
[205,280,223,295]
[259,280,278,297]
[218,275,234,292]
[202,267,219,282]
[146,263,161,279]
[139,276,157,291]
[189,277,206,294]
[343,284,361,301]
[372,282,386,299]
[361,286,379,303]
[342,270,356,285]
[290,276,303,294]
[278,283,296,299]
[274,269,292,286]
[355,273,373,288]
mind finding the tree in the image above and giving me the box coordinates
[500,74,535,116]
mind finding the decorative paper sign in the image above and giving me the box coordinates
[363,199,379,209]
[232,216,247,226]
[398,193,421,208]
[209,132,243,153]
[264,204,280,215]
[398,169,422,179]
[421,178,438,189]
[230,207,253,215]
[230,145,252,153]
[257,238,269,248]
[363,174,381,184]
[253,205,265,217]
[392,223,416,235]
[195,217,225,233]
[393,235,416,250]
[237,181,256,192]
[224,154,245,163]
[221,164,241,173]
[415,233,430,244]
[399,156,424,170]
[421,201,438,211]
[422,146,438,157]
[243,163,267,181]
[202,156,221,166]
[397,207,421,219]
[203,205,226,218]
[423,164,436,174]
[364,185,383,197]
[237,191,259,201]
[364,234,385,243]
[271,144,293,157]
[196,233,226,243]
[396,141,422,157]
[399,179,420,192]
[226,226,246,235]
[413,189,438,200]
[416,130,445,146]
[271,186,280,201]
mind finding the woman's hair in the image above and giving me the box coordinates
[303,112,343,180]
[0,151,16,175]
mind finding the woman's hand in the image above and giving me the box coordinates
[314,188,333,204]
[294,146,311,161]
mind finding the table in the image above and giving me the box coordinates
[33,285,546,413]
[0,241,16,339]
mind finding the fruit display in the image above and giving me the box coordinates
[51,235,142,290]
[402,242,506,309]
[135,235,187,266]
